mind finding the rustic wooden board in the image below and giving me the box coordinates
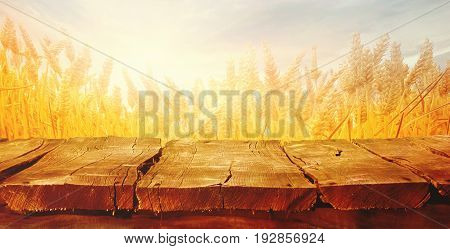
[355,137,450,197]
[408,136,450,157]
[136,140,316,212]
[0,137,446,214]
[0,139,63,182]
[0,137,161,213]
[284,140,430,210]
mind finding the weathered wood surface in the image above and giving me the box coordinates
[409,136,450,157]
[0,139,63,182]
[0,137,161,213]
[283,140,430,210]
[0,136,448,214]
[136,140,317,212]
[354,137,450,197]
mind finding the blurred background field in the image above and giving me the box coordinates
[0,18,448,141]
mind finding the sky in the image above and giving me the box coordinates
[0,0,449,89]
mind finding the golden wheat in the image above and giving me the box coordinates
[0,18,448,141]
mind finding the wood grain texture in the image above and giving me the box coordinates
[408,136,450,157]
[0,137,161,213]
[0,137,447,214]
[355,137,450,197]
[136,140,316,212]
[0,139,63,182]
[284,140,430,210]
[1,204,448,229]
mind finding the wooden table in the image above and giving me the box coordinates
[0,136,448,228]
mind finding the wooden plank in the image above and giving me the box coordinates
[0,137,161,213]
[222,140,317,211]
[0,139,45,163]
[284,140,430,210]
[409,136,450,157]
[0,139,63,182]
[136,140,316,212]
[355,137,450,197]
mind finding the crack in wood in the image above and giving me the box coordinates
[133,147,163,211]
[0,139,45,164]
[353,140,446,196]
[0,139,64,182]
[281,145,317,186]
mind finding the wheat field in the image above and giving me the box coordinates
[0,18,448,141]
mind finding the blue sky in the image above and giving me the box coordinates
[1,0,449,87]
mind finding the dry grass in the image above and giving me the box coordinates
[0,18,448,141]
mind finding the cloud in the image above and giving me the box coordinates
[1,0,449,85]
